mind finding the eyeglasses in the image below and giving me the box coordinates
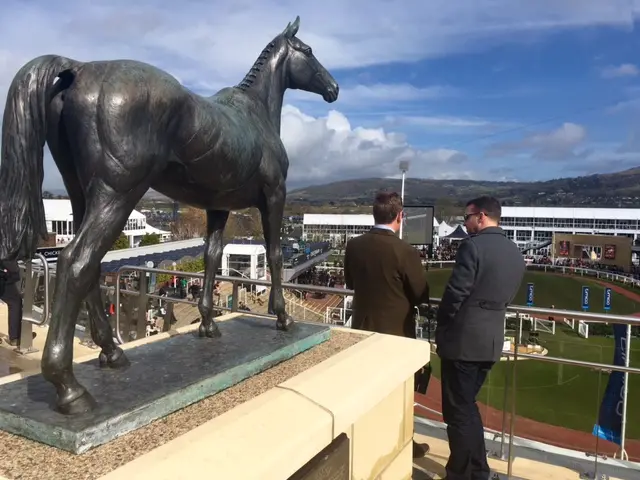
[464,211,483,221]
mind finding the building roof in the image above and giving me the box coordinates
[223,243,266,256]
[501,206,640,220]
[44,199,145,221]
[144,224,171,235]
[303,213,439,227]
[223,239,330,262]
[102,238,205,262]
[100,238,205,273]
[304,214,375,226]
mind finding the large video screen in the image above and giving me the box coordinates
[401,206,434,245]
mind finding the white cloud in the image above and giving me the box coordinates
[2,0,639,97]
[1,0,640,188]
[601,63,639,78]
[337,84,457,104]
[607,97,640,114]
[281,106,470,186]
[285,83,457,108]
[485,122,588,160]
[384,115,494,130]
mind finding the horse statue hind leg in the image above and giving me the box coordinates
[46,94,130,371]
[44,179,150,413]
[0,55,156,414]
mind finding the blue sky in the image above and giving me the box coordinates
[1,0,640,189]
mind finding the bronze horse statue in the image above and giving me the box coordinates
[0,16,339,414]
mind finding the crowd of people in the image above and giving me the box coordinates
[433,245,639,279]
[432,243,460,261]
[521,254,639,278]
[297,267,344,289]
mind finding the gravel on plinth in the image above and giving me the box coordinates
[0,330,364,480]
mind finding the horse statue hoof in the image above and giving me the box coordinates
[199,322,222,338]
[99,347,130,369]
[57,388,97,415]
[276,315,295,331]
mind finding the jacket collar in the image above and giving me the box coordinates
[370,227,398,236]
[474,226,505,236]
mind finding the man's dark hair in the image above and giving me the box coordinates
[373,191,403,224]
[466,196,501,221]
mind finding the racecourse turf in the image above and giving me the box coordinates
[424,269,640,439]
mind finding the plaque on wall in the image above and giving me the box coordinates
[558,240,570,257]
[288,433,349,480]
[604,244,616,260]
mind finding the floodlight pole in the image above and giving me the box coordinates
[399,161,410,239]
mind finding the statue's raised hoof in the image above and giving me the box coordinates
[276,316,295,331]
[57,388,97,415]
[99,347,130,369]
[199,322,222,338]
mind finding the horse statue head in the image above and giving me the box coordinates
[278,16,339,103]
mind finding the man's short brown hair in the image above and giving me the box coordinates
[466,196,501,221]
[373,191,403,224]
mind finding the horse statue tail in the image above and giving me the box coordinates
[0,55,76,260]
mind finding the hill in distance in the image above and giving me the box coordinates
[48,167,640,212]
[288,167,640,208]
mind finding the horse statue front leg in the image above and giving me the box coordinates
[198,210,229,337]
[260,188,294,330]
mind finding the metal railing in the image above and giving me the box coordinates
[413,302,640,478]
[112,265,349,344]
[499,312,639,478]
[8,261,640,478]
[14,254,51,353]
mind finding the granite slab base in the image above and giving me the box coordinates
[0,316,330,454]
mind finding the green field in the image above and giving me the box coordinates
[426,269,640,314]
[424,269,640,438]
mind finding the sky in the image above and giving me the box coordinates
[2,0,640,190]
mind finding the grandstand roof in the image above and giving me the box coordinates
[102,238,205,262]
[101,239,205,273]
[501,206,640,220]
[303,213,439,227]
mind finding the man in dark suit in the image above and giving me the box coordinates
[344,191,431,458]
[436,196,525,480]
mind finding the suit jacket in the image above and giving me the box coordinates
[435,226,525,362]
[344,228,430,338]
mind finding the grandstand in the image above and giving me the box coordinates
[500,206,640,247]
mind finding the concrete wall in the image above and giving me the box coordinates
[100,330,430,480]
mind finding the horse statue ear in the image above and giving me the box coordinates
[283,16,300,38]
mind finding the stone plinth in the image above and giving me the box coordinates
[100,329,431,480]
[0,316,330,454]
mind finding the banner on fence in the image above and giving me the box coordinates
[526,283,534,307]
[582,286,590,311]
[592,323,627,445]
[604,287,612,311]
